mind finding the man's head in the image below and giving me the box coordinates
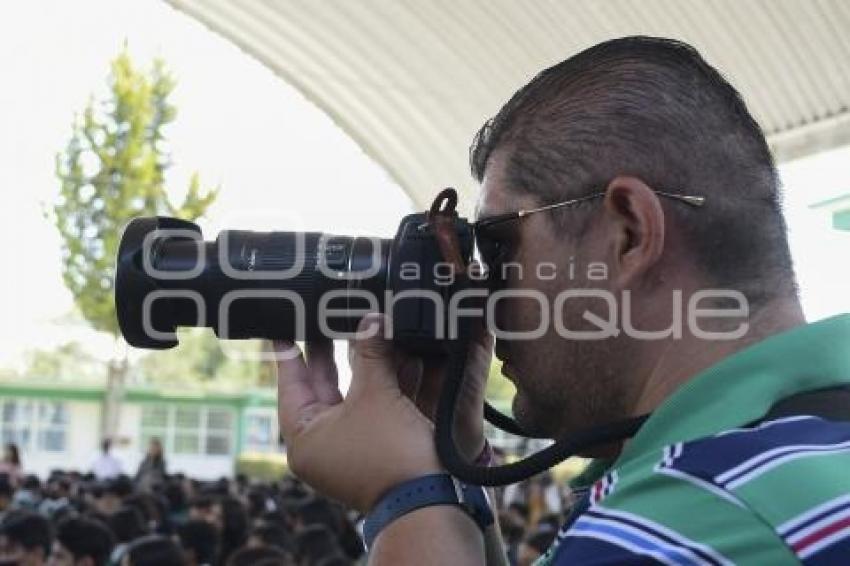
[49,517,114,566]
[188,495,223,531]
[0,511,52,566]
[472,36,797,439]
[94,476,132,516]
[225,545,292,566]
[100,440,111,454]
[107,507,147,544]
[146,439,162,459]
[45,478,71,501]
[247,522,292,553]
[293,526,339,566]
[292,497,337,533]
[122,535,184,566]
[177,520,220,566]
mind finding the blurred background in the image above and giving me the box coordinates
[2,3,850,564]
[1,0,848,487]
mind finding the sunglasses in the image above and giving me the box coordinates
[473,190,706,268]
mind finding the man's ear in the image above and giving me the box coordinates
[603,176,665,287]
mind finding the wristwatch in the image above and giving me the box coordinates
[363,473,495,549]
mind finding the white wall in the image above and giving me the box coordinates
[115,402,235,481]
[21,400,235,480]
[21,400,101,478]
[164,454,234,480]
[112,402,141,474]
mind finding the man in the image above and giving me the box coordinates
[92,475,132,517]
[48,517,114,566]
[274,36,850,563]
[0,511,52,566]
[187,495,223,532]
[176,520,220,566]
[90,440,123,481]
[38,478,71,520]
[134,439,165,492]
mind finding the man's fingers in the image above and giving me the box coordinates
[398,356,424,401]
[416,359,446,420]
[306,339,343,405]
[469,322,495,367]
[348,314,401,399]
[416,326,493,419]
[467,327,494,386]
[275,340,326,438]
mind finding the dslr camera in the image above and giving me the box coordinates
[115,189,484,354]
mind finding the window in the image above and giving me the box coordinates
[140,405,168,453]
[0,399,68,453]
[140,405,233,456]
[1,401,32,449]
[244,412,279,453]
[205,409,232,456]
[37,403,68,452]
[174,407,201,455]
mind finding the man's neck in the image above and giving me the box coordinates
[632,296,806,416]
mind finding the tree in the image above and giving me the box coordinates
[25,342,103,382]
[486,361,516,404]
[53,50,217,436]
[137,329,275,388]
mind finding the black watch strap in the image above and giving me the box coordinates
[363,473,494,549]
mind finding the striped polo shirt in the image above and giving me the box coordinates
[537,314,850,565]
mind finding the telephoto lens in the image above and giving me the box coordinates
[115,216,391,349]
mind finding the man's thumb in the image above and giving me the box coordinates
[348,313,399,397]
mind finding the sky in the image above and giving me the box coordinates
[1,2,848,387]
[0,1,412,386]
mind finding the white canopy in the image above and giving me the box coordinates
[166,0,850,210]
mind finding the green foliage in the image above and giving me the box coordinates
[0,367,19,381]
[138,329,274,387]
[24,342,103,381]
[236,452,289,481]
[486,360,516,403]
[54,50,217,337]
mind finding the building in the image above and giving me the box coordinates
[811,194,850,232]
[0,380,278,479]
[166,1,850,213]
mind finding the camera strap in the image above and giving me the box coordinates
[427,188,650,486]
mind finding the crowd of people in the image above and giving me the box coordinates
[0,440,578,566]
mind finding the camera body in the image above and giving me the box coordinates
[387,210,476,353]
[115,206,476,355]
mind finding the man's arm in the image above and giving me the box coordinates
[370,506,485,565]
[370,489,509,566]
[483,491,510,566]
[274,315,505,565]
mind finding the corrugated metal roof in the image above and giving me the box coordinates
[165,0,850,210]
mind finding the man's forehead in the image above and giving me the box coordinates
[475,184,505,221]
[474,153,520,220]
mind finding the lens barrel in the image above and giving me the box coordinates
[115,217,390,349]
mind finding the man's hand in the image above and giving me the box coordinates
[275,314,494,513]
[276,314,500,565]
[414,324,494,461]
[276,314,442,512]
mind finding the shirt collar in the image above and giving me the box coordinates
[617,313,850,466]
